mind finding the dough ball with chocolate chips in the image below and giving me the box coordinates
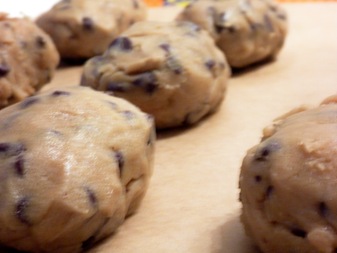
[239,96,337,253]
[81,21,230,129]
[0,13,59,109]
[0,86,155,253]
[176,0,288,68]
[36,0,147,59]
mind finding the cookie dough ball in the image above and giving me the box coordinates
[239,98,337,253]
[81,21,230,129]
[0,86,155,253]
[36,0,147,59]
[0,14,59,109]
[176,0,288,68]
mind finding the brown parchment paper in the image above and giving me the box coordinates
[6,3,337,253]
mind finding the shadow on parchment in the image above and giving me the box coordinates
[210,214,261,253]
[231,57,276,78]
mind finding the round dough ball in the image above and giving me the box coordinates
[176,0,288,68]
[0,14,60,109]
[81,21,230,129]
[239,98,337,253]
[36,0,147,59]
[0,86,155,253]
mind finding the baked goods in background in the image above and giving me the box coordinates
[81,21,230,129]
[176,0,288,68]
[239,96,337,253]
[0,13,59,109]
[36,0,147,59]
[0,86,155,253]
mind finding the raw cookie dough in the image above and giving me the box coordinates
[36,0,147,59]
[81,21,230,129]
[176,0,288,68]
[0,13,59,109]
[239,96,337,253]
[0,86,155,253]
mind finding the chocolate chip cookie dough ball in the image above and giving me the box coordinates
[0,86,155,253]
[0,14,59,109]
[81,21,230,129]
[176,0,288,68]
[36,0,147,59]
[239,97,337,253]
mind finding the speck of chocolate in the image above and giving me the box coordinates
[82,235,95,250]
[290,228,307,238]
[255,175,262,182]
[122,110,134,120]
[14,156,25,177]
[51,90,71,96]
[255,141,281,161]
[109,37,133,51]
[132,0,139,9]
[16,197,30,224]
[82,17,94,31]
[0,142,25,156]
[277,13,286,20]
[107,82,126,92]
[132,72,158,94]
[159,43,171,53]
[318,202,328,218]
[205,59,216,70]
[20,96,39,109]
[167,55,182,75]
[115,151,124,176]
[36,36,46,48]
[0,143,11,153]
[0,64,10,77]
[265,185,273,199]
[264,14,274,32]
[85,187,98,208]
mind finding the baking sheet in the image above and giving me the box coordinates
[2,3,337,253]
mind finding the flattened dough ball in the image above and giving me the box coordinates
[239,97,337,253]
[0,86,155,253]
[0,14,59,109]
[81,21,230,129]
[176,0,288,68]
[36,0,147,59]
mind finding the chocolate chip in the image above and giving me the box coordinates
[0,142,25,156]
[0,64,10,77]
[205,59,216,70]
[14,156,25,177]
[277,13,286,20]
[265,185,273,198]
[16,197,30,224]
[122,110,134,120]
[269,5,277,12]
[291,228,307,238]
[82,235,95,250]
[132,72,158,94]
[82,17,94,31]
[109,37,133,51]
[85,187,98,208]
[264,14,274,32]
[51,90,70,96]
[132,0,139,9]
[36,36,46,48]
[318,202,328,218]
[159,43,171,53]
[20,96,39,109]
[107,82,126,92]
[167,55,182,75]
[255,175,262,182]
[255,141,280,161]
[214,24,223,34]
[114,151,124,176]
[0,143,11,153]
